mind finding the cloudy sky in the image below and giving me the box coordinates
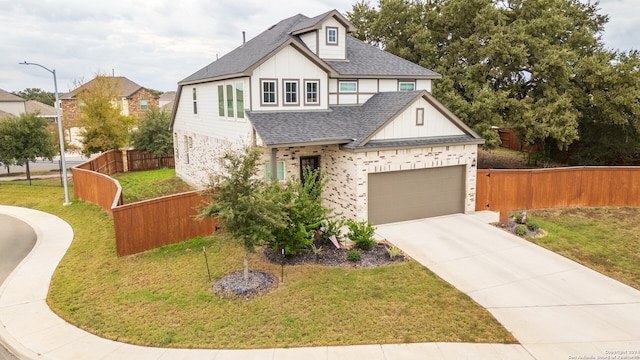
[1,0,637,94]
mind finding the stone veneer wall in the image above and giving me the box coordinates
[268,143,479,222]
[173,129,240,188]
[173,131,478,222]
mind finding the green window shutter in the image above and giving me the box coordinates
[218,85,225,116]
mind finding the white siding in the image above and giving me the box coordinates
[0,101,25,117]
[318,18,346,60]
[250,46,329,111]
[371,97,465,141]
[416,79,432,92]
[378,79,398,92]
[172,80,252,143]
[300,32,318,55]
[358,79,378,93]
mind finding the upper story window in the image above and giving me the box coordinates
[261,79,277,105]
[218,85,225,116]
[305,80,319,105]
[326,27,338,45]
[140,99,148,110]
[283,80,299,105]
[399,82,416,91]
[339,81,357,93]
[236,82,244,118]
[192,88,198,115]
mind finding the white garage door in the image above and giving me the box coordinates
[368,165,466,224]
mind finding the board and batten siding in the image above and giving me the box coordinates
[328,78,434,106]
[250,46,329,111]
[173,78,251,141]
[371,97,465,141]
[299,32,318,55]
[318,17,346,60]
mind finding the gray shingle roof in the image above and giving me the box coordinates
[25,100,56,116]
[179,14,310,84]
[247,91,482,150]
[326,37,440,78]
[179,10,440,85]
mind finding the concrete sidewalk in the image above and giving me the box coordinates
[0,206,531,359]
[376,213,640,359]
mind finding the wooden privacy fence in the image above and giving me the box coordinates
[126,150,175,171]
[72,150,216,257]
[476,167,640,217]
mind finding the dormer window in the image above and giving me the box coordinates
[326,27,338,45]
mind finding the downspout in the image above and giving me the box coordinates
[270,147,278,182]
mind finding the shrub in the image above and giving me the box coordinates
[386,245,402,259]
[321,217,345,244]
[270,168,329,255]
[514,224,528,236]
[527,220,540,232]
[513,212,523,224]
[346,219,376,250]
[347,249,362,262]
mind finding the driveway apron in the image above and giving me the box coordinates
[375,213,640,359]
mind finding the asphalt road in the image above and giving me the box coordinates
[0,214,37,360]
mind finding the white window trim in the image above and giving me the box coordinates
[304,79,320,105]
[283,79,299,106]
[339,81,357,93]
[326,27,338,45]
[261,79,278,106]
[399,81,416,91]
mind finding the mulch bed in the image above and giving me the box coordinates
[213,239,407,300]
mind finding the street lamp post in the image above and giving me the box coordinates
[20,61,71,206]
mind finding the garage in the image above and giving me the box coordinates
[368,165,466,224]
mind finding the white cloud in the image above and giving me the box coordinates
[1,0,637,94]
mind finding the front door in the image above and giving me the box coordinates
[300,156,320,184]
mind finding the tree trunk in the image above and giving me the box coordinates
[243,249,249,283]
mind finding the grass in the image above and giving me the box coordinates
[529,207,640,290]
[0,177,516,349]
[113,168,194,203]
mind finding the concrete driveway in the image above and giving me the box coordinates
[375,212,640,359]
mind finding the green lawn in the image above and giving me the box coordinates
[113,168,193,203]
[529,207,640,290]
[0,178,516,349]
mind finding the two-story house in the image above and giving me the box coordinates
[0,89,26,119]
[60,76,159,127]
[170,10,484,224]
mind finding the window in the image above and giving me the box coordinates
[174,133,179,159]
[416,108,424,126]
[226,84,234,116]
[236,82,244,118]
[305,80,319,105]
[192,88,197,115]
[326,27,338,45]
[183,135,190,164]
[265,161,284,182]
[140,99,148,110]
[261,79,277,105]
[399,82,416,91]
[218,85,225,116]
[339,81,357,93]
[283,80,299,105]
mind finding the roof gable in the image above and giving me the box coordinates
[178,10,439,85]
[246,91,482,149]
[289,9,356,35]
[60,76,144,99]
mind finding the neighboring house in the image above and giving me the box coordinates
[159,91,176,112]
[25,100,58,122]
[0,89,26,118]
[170,10,484,224]
[60,76,159,127]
